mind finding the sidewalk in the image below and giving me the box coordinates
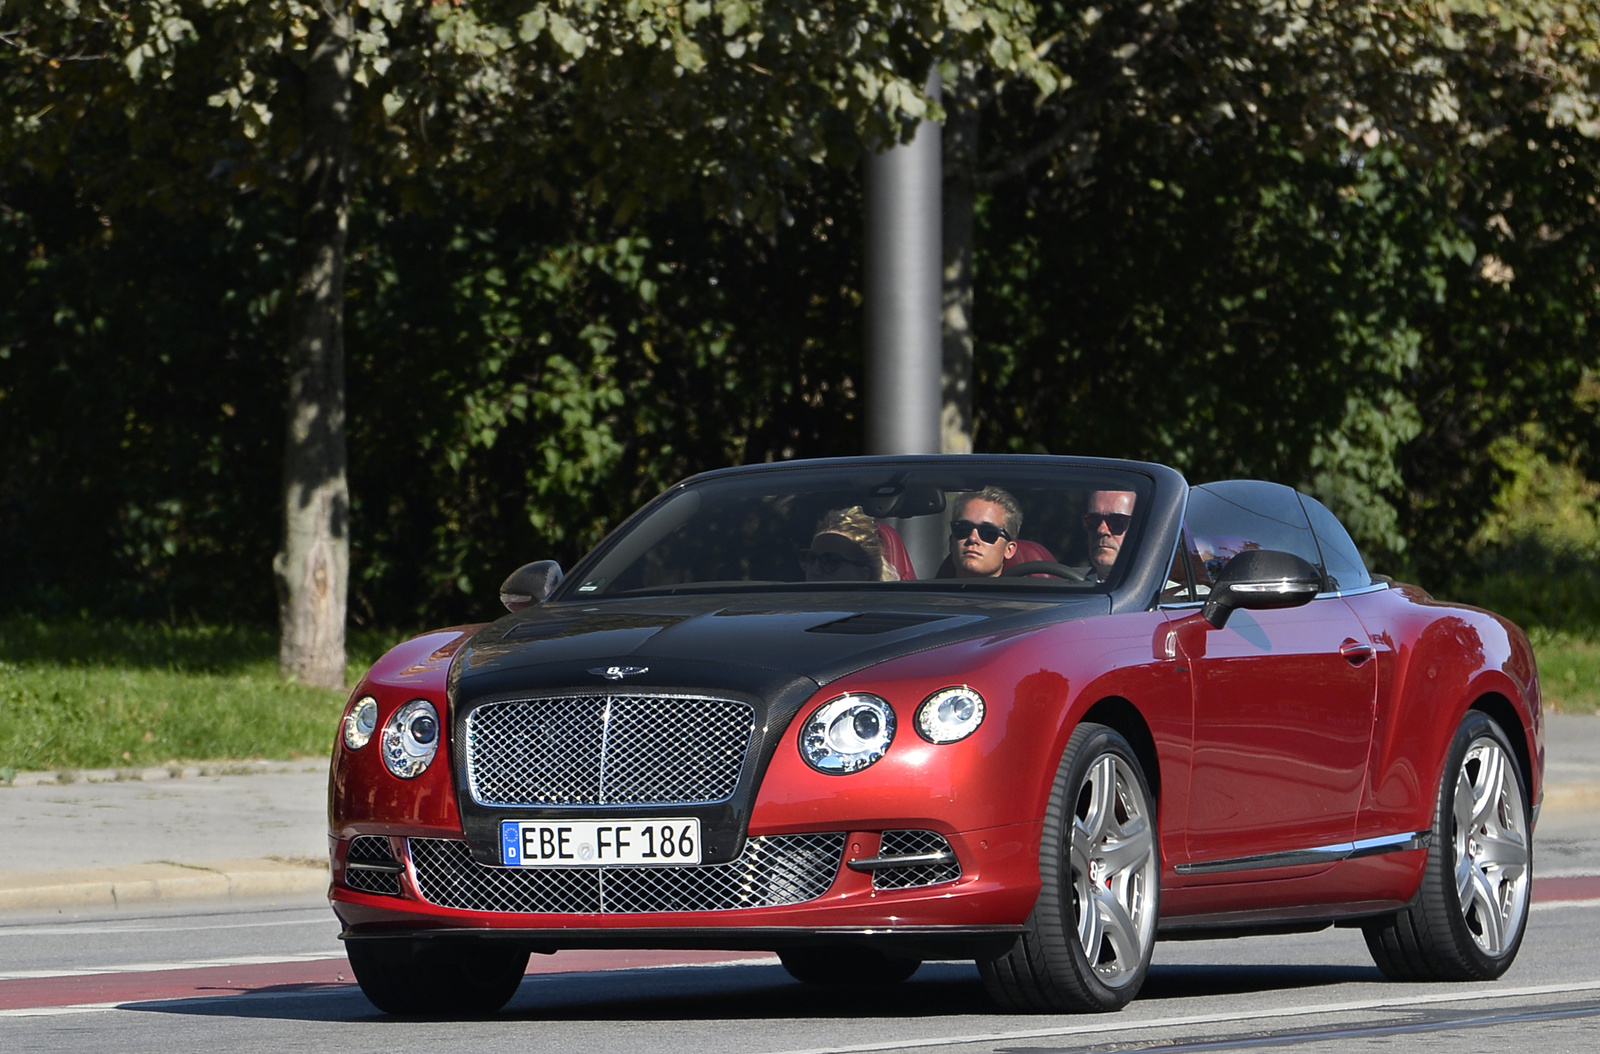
[3,716,1598,914]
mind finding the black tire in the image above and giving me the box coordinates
[778,946,922,986]
[1364,711,1532,981]
[346,939,530,1017]
[979,722,1160,1013]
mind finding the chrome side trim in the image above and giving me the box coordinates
[345,860,404,874]
[846,850,958,873]
[1174,831,1431,876]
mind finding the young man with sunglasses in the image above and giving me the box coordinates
[948,487,1022,578]
[1083,490,1137,581]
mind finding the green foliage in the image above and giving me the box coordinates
[3,0,1600,635]
[0,617,395,770]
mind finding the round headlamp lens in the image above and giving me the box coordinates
[343,696,378,751]
[382,699,441,779]
[800,693,895,774]
[916,686,986,744]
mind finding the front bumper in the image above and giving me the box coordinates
[330,821,1041,959]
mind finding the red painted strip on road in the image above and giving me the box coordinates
[0,949,773,1013]
[1534,875,1600,903]
[0,959,352,1011]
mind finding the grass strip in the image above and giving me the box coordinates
[1,605,1594,775]
[0,618,404,774]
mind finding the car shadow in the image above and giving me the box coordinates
[122,959,1383,1024]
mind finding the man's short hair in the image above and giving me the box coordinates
[953,486,1022,540]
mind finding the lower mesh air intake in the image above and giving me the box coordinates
[408,833,846,914]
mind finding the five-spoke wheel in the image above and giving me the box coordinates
[981,723,1159,1012]
[1364,710,1531,981]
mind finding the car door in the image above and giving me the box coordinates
[1167,481,1377,879]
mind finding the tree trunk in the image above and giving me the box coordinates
[941,66,980,455]
[274,3,353,688]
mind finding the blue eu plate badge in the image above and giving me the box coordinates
[501,821,520,865]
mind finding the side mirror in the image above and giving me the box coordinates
[1201,549,1323,629]
[499,560,564,611]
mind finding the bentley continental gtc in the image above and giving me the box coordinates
[328,455,1542,1016]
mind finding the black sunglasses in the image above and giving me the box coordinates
[1083,512,1133,535]
[950,519,1012,545]
[800,549,872,574]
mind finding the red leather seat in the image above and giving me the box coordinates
[875,522,917,581]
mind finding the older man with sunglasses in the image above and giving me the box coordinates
[1083,489,1137,581]
[948,486,1022,578]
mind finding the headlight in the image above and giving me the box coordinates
[382,699,440,779]
[916,686,986,744]
[342,696,378,751]
[799,693,895,774]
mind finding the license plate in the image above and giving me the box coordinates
[500,819,702,867]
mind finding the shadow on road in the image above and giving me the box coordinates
[118,959,1381,1024]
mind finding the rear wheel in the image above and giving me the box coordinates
[778,947,921,985]
[346,939,529,1017]
[1364,711,1531,981]
[980,722,1159,1012]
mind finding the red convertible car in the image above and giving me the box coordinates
[328,456,1542,1016]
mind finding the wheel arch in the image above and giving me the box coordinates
[1469,692,1535,805]
[1078,696,1161,805]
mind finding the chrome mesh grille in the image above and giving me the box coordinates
[408,834,845,914]
[465,694,755,807]
[873,829,962,890]
[343,835,403,897]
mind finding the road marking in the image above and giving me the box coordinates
[0,916,331,938]
[763,979,1600,1054]
[0,1001,127,1018]
[1115,1001,1600,1052]
[0,950,346,982]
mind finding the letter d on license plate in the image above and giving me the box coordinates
[500,819,701,867]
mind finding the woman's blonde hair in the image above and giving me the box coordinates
[812,505,898,581]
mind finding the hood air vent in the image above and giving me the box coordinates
[807,612,955,636]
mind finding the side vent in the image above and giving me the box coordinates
[343,835,404,897]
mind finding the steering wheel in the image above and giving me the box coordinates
[1001,561,1088,581]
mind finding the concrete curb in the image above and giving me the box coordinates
[0,760,325,789]
[1544,783,1600,816]
[0,859,329,913]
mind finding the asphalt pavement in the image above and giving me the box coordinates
[2,714,1598,914]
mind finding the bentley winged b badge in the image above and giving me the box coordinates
[589,665,649,681]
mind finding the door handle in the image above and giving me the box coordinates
[1339,639,1376,666]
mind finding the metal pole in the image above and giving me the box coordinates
[865,74,942,456]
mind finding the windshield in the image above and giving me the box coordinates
[561,462,1155,599]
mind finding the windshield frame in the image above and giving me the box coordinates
[549,455,1187,610]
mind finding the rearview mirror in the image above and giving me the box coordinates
[499,560,564,611]
[1201,549,1322,629]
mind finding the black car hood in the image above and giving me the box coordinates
[453,590,1106,693]
[445,590,1106,867]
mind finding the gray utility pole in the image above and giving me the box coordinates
[865,75,942,457]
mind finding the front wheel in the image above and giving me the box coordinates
[1364,710,1532,981]
[346,939,529,1017]
[980,723,1160,1012]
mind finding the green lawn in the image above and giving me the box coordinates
[2,603,1595,778]
[0,619,401,778]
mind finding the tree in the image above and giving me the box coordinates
[3,0,1057,679]
[939,0,1600,570]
